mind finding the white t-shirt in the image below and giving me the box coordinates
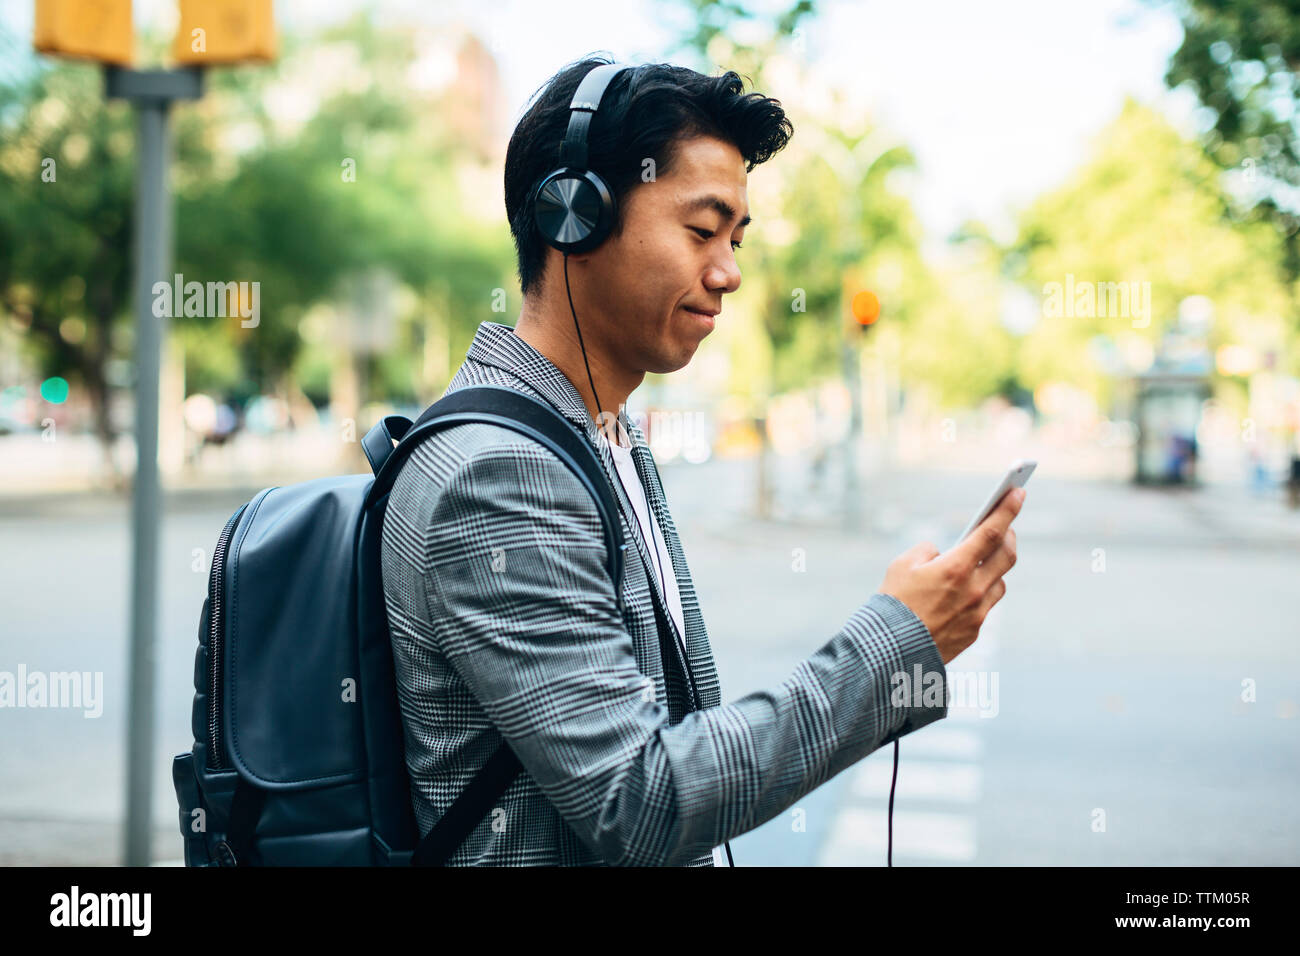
[599,431,686,640]
[598,430,727,867]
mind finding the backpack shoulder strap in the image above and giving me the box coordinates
[367,386,626,612]
[365,385,628,866]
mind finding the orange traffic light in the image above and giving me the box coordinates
[172,0,275,65]
[34,0,133,65]
[852,289,881,326]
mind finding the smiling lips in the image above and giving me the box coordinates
[684,306,717,333]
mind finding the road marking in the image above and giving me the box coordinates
[900,727,983,759]
[816,587,1001,865]
[850,758,982,803]
[817,808,977,864]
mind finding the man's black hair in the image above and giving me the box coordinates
[504,53,794,297]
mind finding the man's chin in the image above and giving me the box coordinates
[646,346,697,375]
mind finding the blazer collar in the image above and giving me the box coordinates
[465,320,639,452]
[460,321,691,662]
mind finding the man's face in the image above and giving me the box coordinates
[576,134,748,375]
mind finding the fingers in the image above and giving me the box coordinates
[973,525,1017,592]
[956,487,1025,570]
[892,540,939,570]
[911,540,941,564]
[975,576,1007,620]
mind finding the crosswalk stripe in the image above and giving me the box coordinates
[817,807,978,864]
[850,758,982,803]
[815,540,1005,865]
[902,727,983,758]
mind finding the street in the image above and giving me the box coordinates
[1,452,1297,864]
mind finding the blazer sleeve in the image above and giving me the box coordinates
[418,435,948,866]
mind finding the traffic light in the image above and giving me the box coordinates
[34,0,133,65]
[852,289,881,330]
[842,265,881,336]
[172,0,275,65]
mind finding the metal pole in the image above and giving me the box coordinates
[104,65,201,868]
[842,336,862,528]
[124,98,170,867]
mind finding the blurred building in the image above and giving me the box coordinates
[406,23,508,210]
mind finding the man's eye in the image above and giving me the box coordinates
[691,226,742,250]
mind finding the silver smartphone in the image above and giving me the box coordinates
[950,459,1036,550]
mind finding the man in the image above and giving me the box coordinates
[380,56,1023,866]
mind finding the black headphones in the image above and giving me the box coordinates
[527,62,901,871]
[530,59,701,714]
[528,61,734,868]
[531,62,632,254]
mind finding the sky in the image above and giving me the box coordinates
[6,0,1196,254]
[419,0,1193,251]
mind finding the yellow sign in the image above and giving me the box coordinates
[34,0,133,65]
[172,0,275,65]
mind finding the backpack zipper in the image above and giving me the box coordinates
[207,504,246,770]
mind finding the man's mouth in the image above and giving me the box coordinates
[683,306,717,330]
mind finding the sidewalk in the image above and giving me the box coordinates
[0,817,182,867]
[5,429,1299,550]
[679,445,1300,550]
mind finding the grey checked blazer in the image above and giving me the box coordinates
[380,320,949,866]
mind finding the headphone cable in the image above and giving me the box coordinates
[563,253,670,607]
[888,738,899,867]
[562,252,734,868]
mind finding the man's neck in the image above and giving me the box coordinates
[514,298,643,443]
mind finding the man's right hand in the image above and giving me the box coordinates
[878,486,1025,665]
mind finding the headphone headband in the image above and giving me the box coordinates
[558,63,631,172]
[532,62,634,255]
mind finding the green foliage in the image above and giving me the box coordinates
[655,0,944,401]
[1163,0,1300,279]
[666,0,817,64]
[0,58,136,442]
[1006,99,1295,393]
[1,11,517,450]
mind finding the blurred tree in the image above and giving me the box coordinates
[0,58,135,475]
[1161,0,1300,281]
[0,12,513,474]
[755,119,929,393]
[900,236,1018,412]
[656,0,936,396]
[1005,100,1294,408]
[174,13,510,408]
[665,0,817,68]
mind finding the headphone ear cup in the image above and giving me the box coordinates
[533,168,616,254]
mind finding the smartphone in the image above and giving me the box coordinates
[950,459,1036,551]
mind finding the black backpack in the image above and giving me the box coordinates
[172,385,629,865]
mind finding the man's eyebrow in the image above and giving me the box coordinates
[684,194,751,229]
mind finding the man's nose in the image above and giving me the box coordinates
[705,252,742,296]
